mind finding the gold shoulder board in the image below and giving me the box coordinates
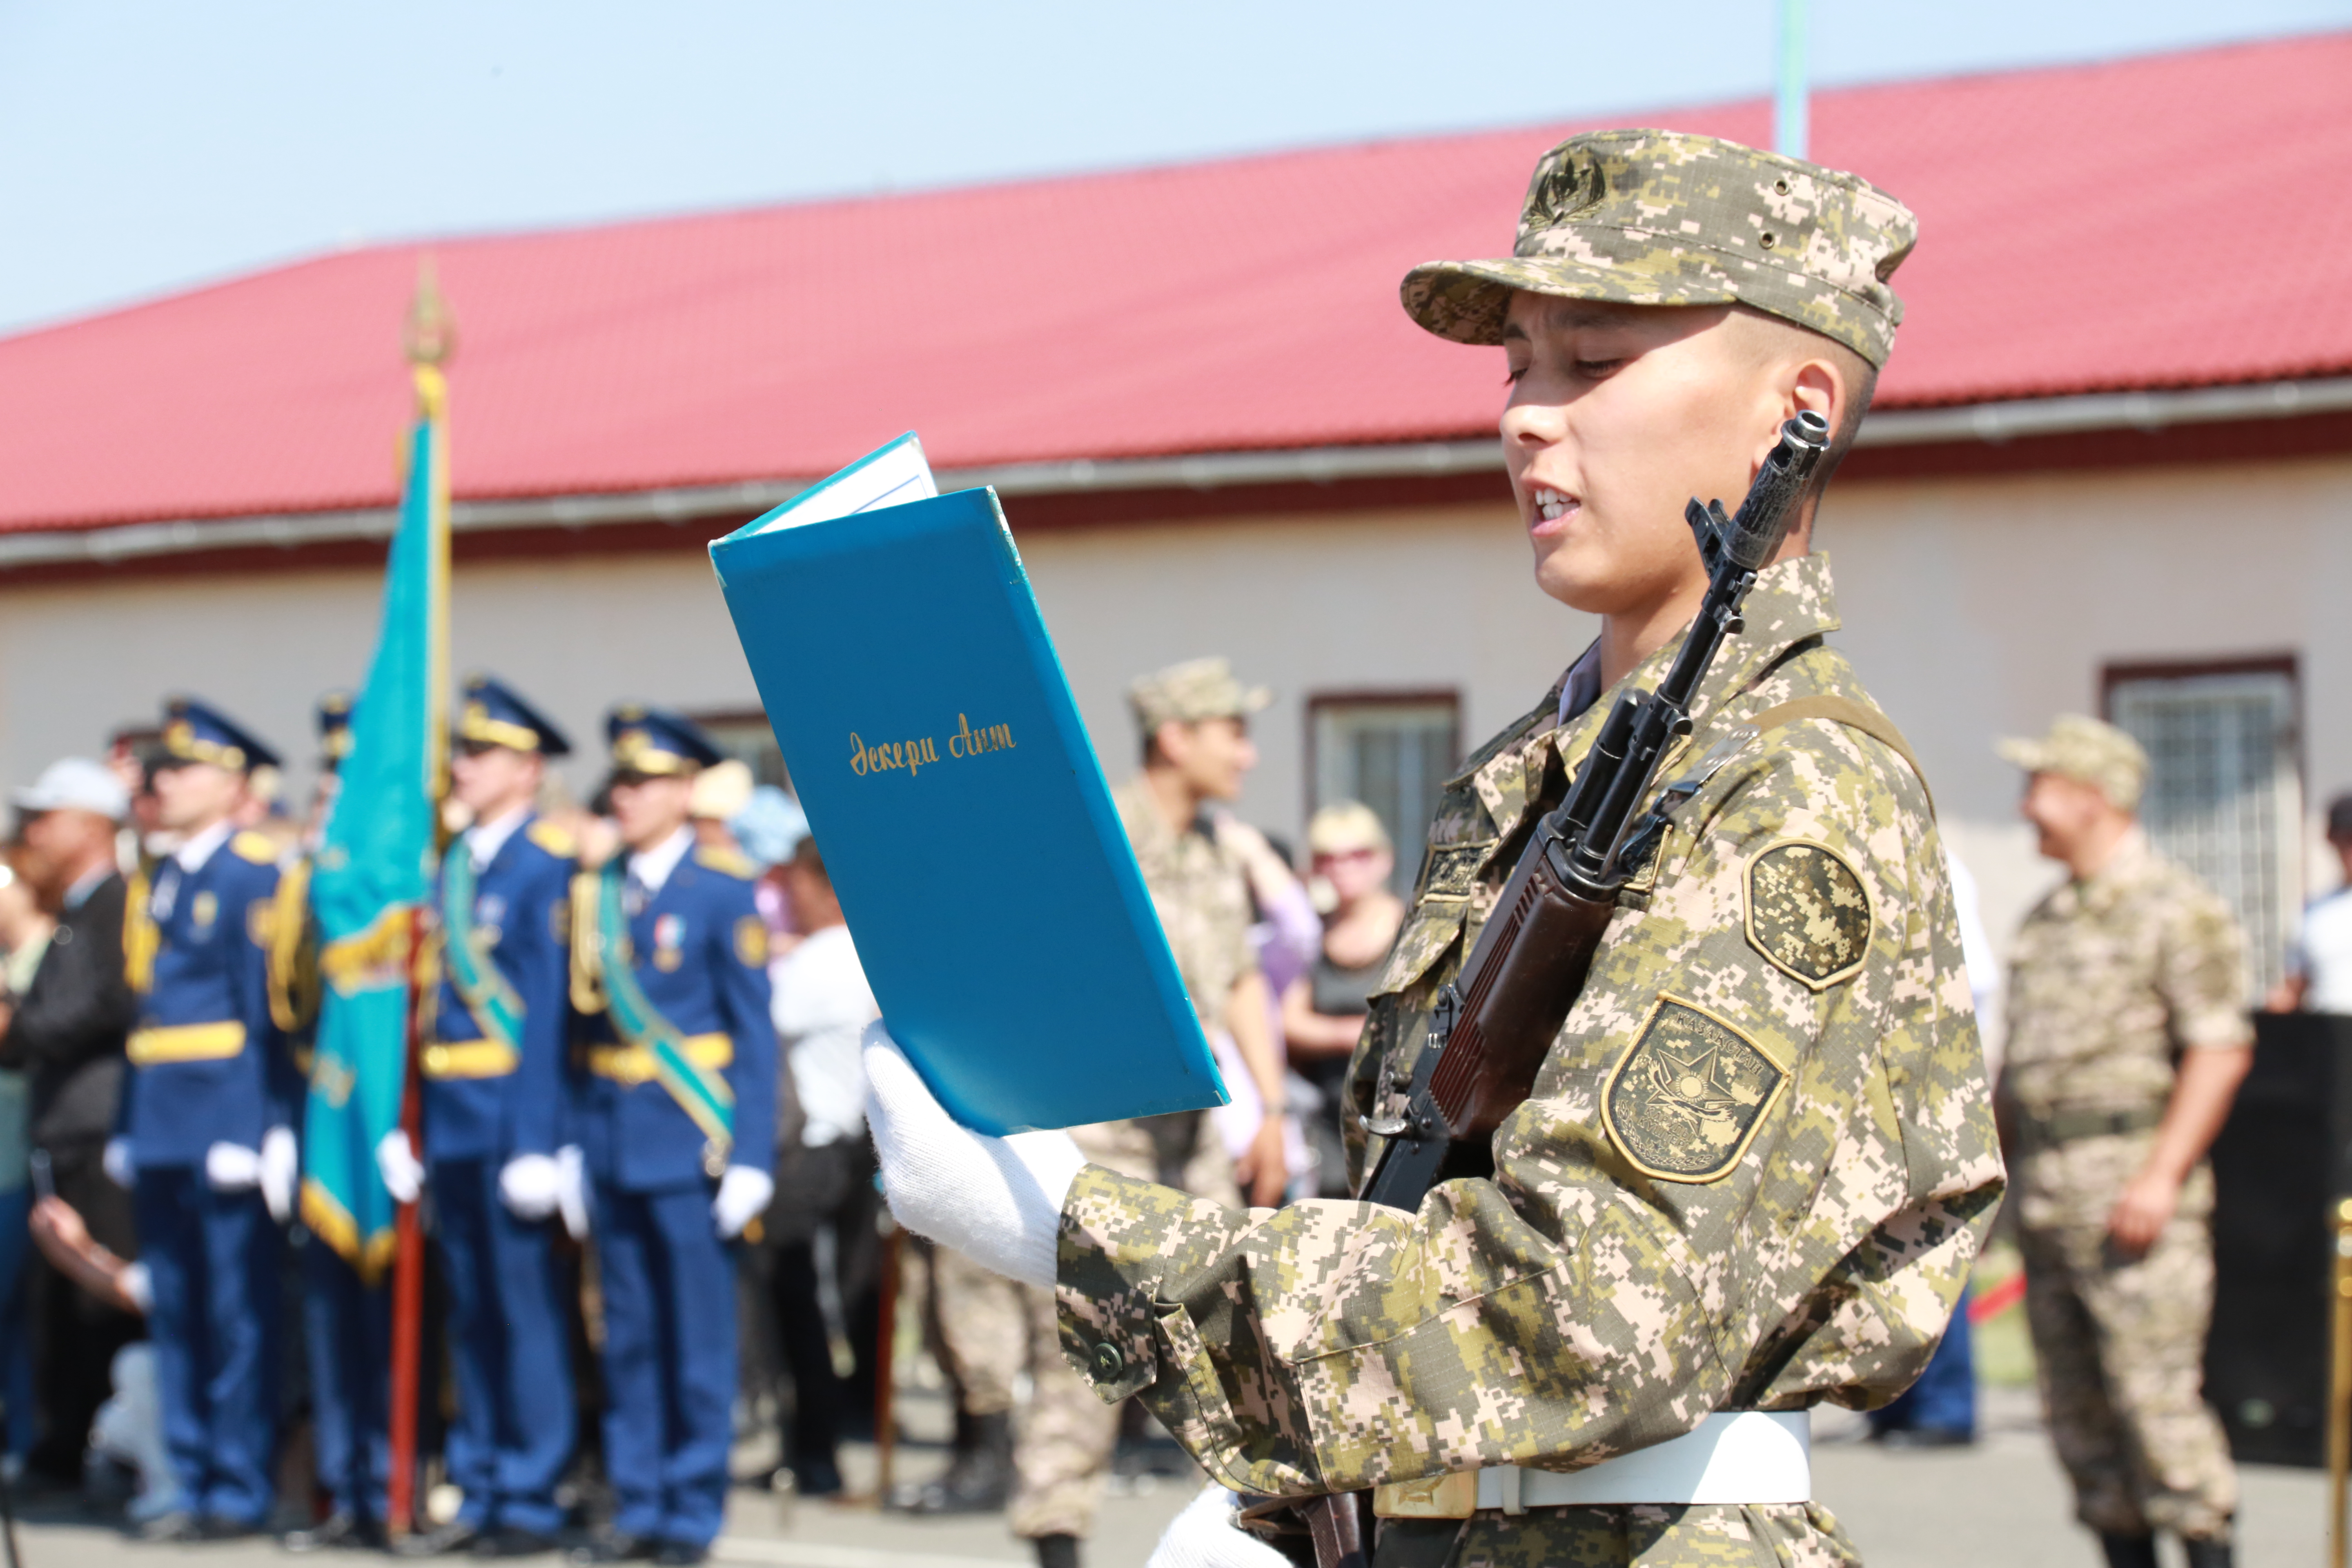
[232,830,281,865]
[527,820,578,858]
[693,846,756,880]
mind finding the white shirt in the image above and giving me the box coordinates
[2291,885,2352,1014]
[771,924,877,1147]
[172,817,235,874]
[465,805,530,873]
[1946,853,2003,1078]
[151,817,236,920]
[626,826,695,897]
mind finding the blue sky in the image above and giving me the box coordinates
[2,0,2347,333]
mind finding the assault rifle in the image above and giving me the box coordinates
[1281,411,1831,1568]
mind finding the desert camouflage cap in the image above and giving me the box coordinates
[1400,129,1918,367]
[1127,657,1271,733]
[1998,714,2150,813]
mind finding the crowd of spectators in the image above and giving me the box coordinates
[8,695,2350,1566]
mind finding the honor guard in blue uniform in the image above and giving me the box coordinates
[389,676,583,1559]
[306,690,354,843]
[107,698,301,1541]
[283,690,393,1555]
[568,708,778,1566]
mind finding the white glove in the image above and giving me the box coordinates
[862,1025,1084,1289]
[498,1153,562,1221]
[1147,1483,1296,1568]
[119,1261,155,1315]
[103,1137,135,1189]
[259,1126,298,1222]
[375,1129,425,1206]
[712,1165,775,1239]
[555,1145,590,1240]
[204,1141,262,1192]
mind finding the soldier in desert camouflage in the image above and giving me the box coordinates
[911,659,1289,1568]
[864,129,2005,1568]
[1997,715,2251,1568]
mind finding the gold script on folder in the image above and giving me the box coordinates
[849,714,1016,780]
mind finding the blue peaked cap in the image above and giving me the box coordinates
[605,704,722,776]
[459,675,572,758]
[160,696,282,773]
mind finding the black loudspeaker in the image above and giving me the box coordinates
[2204,1012,2352,1468]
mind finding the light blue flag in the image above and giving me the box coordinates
[301,372,448,1278]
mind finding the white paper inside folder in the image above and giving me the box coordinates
[746,430,938,535]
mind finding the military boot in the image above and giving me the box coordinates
[905,1410,1013,1514]
[2180,1534,2233,1568]
[2097,1535,2158,1568]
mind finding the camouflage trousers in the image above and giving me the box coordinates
[1011,1278,1121,1539]
[1382,1502,1861,1566]
[927,1241,1026,1417]
[929,1243,1120,1539]
[2019,1215,2237,1540]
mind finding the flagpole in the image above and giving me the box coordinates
[1774,0,1809,160]
[388,264,455,1539]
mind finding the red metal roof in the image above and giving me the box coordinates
[4,31,2348,534]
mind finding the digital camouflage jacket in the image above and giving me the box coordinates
[1999,829,2249,1232]
[1056,555,2005,1566]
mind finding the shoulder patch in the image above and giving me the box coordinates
[1744,838,1872,989]
[735,914,769,968]
[232,830,281,865]
[526,820,577,859]
[693,845,757,880]
[1602,996,1789,1183]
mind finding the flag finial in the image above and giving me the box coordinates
[403,256,457,369]
[403,256,455,416]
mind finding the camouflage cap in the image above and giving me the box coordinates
[1400,129,1918,367]
[1128,657,1271,734]
[1998,715,2149,813]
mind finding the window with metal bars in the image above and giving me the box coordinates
[1307,692,1460,895]
[2104,659,2301,998]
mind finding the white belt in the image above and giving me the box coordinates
[1477,1412,1810,1511]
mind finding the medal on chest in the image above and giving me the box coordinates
[475,893,506,947]
[652,913,686,972]
[192,891,218,931]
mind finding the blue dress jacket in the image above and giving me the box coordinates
[121,828,297,1167]
[570,842,778,1194]
[423,814,576,1164]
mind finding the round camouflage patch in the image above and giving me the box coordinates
[1602,996,1789,1183]
[1744,839,1872,989]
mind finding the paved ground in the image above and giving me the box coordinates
[7,1392,2326,1566]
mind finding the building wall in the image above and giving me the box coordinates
[0,453,2344,1030]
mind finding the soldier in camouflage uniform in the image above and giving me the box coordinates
[1106,655,1288,1210]
[1997,716,2252,1568]
[904,1241,1026,1514]
[867,130,2005,1568]
[978,660,1291,1568]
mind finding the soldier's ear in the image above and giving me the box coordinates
[1790,358,1844,435]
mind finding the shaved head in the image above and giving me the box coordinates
[1724,306,1878,501]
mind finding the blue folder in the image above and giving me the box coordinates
[708,434,1228,1134]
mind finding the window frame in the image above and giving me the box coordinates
[685,706,793,794]
[1303,687,1463,888]
[2100,651,2304,996]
